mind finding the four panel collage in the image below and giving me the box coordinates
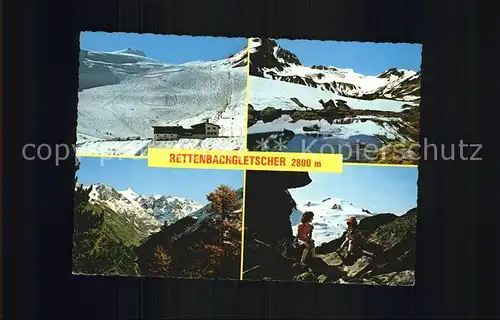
[74,32,420,286]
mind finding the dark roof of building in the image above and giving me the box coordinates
[152,125,182,129]
[152,125,187,134]
[152,125,202,135]
[191,122,221,129]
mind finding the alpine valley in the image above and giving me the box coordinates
[72,170,244,279]
[246,38,421,164]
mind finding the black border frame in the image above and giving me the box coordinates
[4,0,491,318]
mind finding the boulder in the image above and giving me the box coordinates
[314,208,417,285]
[293,271,316,282]
[244,171,312,246]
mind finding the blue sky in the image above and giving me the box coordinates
[277,39,422,75]
[79,32,420,75]
[80,32,247,64]
[288,165,418,215]
[76,157,244,204]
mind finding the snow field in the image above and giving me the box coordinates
[249,76,414,112]
[290,198,373,245]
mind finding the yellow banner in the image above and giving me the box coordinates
[148,148,343,173]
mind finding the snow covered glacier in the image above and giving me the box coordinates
[77,45,249,155]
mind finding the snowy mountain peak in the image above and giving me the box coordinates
[112,48,147,57]
[171,187,244,241]
[85,183,161,234]
[225,46,250,68]
[83,183,205,231]
[134,194,203,225]
[249,37,421,101]
[302,198,356,211]
[89,184,138,204]
[377,68,415,79]
[250,38,301,64]
[89,183,121,201]
[249,37,302,77]
[119,187,140,201]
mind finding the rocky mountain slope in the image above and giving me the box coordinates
[135,187,244,279]
[247,38,421,164]
[242,170,416,286]
[249,37,420,101]
[73,183,144,275]
[119,187,203,225]
[83,183,203,233]
[77,43,248,154]
[72,169,243,279]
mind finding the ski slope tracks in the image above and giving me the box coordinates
[76,137,245,156]
[77,46,248,155]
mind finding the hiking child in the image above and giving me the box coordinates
[295,211,316,265]
[339,216,364,256]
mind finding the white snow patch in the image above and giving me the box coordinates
[119,187,141,202]
[249,38,262,53]
[248,115,406,141]
[249,38,417,99]
[87,184,161,234]
[290,198,373,245]
[149,137,245,152]
[76,140,151,156]
[76,136,245,156]
[249,76,413,112]
[83,183,205,231]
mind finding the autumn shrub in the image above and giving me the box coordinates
[198,243,231,277]
[217,218,241,242]
[150,245,172,277]
[206,185,240,216]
